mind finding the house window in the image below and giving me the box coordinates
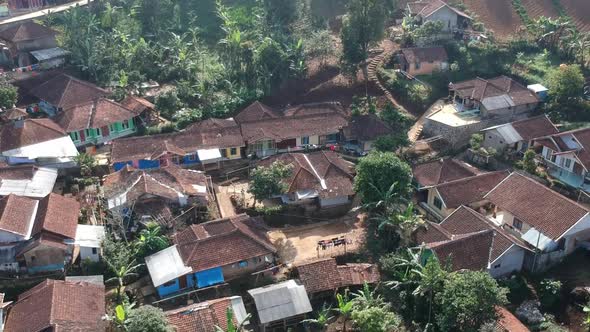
[565,159,572,169]
[415,62,421,70]
[109,124,116,132]
[187,154,197,161]
[433,196,443,210]
[171,156,180,164]
[162,280,176,287]
[95,128,101,136]
[70,131,79,141]
[301,136,310,145]
[230,147,237,155]
[92,248,98,255]
[513,219,523,230]
[122,120,130,129]
[85,129,91,137]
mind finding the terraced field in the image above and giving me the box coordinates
[522,0,558,19]
[560,0,590,32]
[461,0,523,39]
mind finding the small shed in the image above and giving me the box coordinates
[74,225,105,262]
[145,245,192,297]
[527,84,549,101]
[247,280,312,331]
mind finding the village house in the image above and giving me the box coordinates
[0,108,28,123]
[342,114,393,154]
[423,76,540,147]
[120,95,162,126]
[235,101,349,158]
[55,98,141,148]
[145,214,276,298]
[247,279,313,331]
[16,193,80,273]
[406,0,471,32]
[481,115,558,153]
[0,165,57,198]
[412,157,482,189]
[484,172,590,271]
[295,257,380,296]
[0,22,66,68]
[0,118,78,167]
[3,279,106,332]
[534,127,590,192]
[110,118,245,171]
[415,205,532,277]
[416,170,508,220]
[102,164,209,224]
[29,73,108,116]
[165,296,249,332]
[74,224,105,263]
[397,46,449,76]
[258,150,355,210]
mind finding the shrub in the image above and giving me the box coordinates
[538,279,562,312]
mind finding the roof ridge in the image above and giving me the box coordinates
[434,170,508,188]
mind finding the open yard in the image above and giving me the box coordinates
[267,212,367,265]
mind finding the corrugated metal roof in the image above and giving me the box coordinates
[522,227,556,251]
[248,280,312,324]
[75,225,105,248]
[496,124,523,145]
[30,47,68,61]
[0,167,57,198]
[146,245,192,287]
[482,95,515,111]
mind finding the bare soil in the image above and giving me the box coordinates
[522,0,559,19]
[462,0,524,39]
[267,212,367,265]
[561,0,590,32]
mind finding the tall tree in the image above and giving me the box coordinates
[248,161,292,204]
[546,64,585,118]
[340,0,386,66]
[354,152,412,205]
[435,271,508,331]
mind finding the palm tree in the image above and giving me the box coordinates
[371,203,424,247]
[334,292,354,332]
[105,259,142,303]
[302,303,334,331]
[351,283,384,310]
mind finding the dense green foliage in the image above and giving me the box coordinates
[435,271,508,331]
[354,151,412,205]
[546,64,586,118]
[248,161,292,203]
[125,305,171,332]
[341,0,386,66]
[0,79,18,110]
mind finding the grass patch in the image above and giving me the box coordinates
[510,49,561,85]
[512,0,532,26]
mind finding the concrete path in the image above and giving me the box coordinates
[215,185,237,218]
[0,0,92,26]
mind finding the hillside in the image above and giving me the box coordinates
[560,0,590,32]
[522,0,558,20]
[461,0,523,39]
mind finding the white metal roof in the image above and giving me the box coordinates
[197,148,222,162]
[65,275,104,285]
[0,167,57,198]
[2,136,78,159]
[496,124,523,145]
[145,245,192,287]
[522,227,556,251]
[30,47,69,61]
[248,279,312,324]
[75,225,106,248]
[527,84,548,93]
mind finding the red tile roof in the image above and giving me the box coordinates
[120,95,155,115]
[0,119,66,152]
[343,114,393,141]
[296,258,380,294]
[496,306,530,332]
[236,102,349,143]
[165,297,236,332]
[0,165,36,180]
[110,118,244,163]
[450,76,538,106]
[31,193,80,239]
[401,46,448,64]
[510,115,558,141]
[258,151,355,199]
[4,279,106,332]
[434,171,509,208]
[485,172,589,239]
[0,194,37,237]
[0,22,57,43]
[414,221,452,244]
[29,74,107,110]
[173,214,276,272]
[103,164,208,204]
[1,108,28,122]
[427,230,494,271]
[534,127,590,170]
[55,98,137,132]
[413,158,482,187]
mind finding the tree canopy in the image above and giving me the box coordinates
[340,0,386,66]
[248,161,292,203]
[354,151,412,205]
[125,305,171,332]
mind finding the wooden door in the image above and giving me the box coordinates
[178,275,187,289]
